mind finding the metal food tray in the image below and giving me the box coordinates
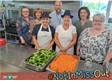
[24,49,58,72]
[46,54,80,72]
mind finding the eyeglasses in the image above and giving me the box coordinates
[93,20,103,23]
[22,11,29,13]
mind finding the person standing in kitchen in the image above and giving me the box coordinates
[32,12,55,50]
[16,6,34,47]
[30,8,43,48]
[49,0,72,51]
[55,10,77,55]
[77,13,112,65]
[73,7,93,55]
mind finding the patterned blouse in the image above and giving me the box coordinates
[16,16,34,46]
[30,19,42,44]
[78,28,112,64]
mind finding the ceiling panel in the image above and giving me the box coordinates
[12,0,74,3]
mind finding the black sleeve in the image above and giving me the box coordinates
[32,24,40,36]
[50,26,55,39]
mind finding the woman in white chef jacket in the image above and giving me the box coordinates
[55,10,77,54]
[32,12,55,50]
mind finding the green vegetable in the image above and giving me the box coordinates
[25,49,56,66]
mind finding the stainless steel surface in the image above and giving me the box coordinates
[0,60,33,72]
[24,50,57,72]
[0,43,112,72]
[77,60,112,72]
[6,7,21,19]
[0,43,37,72]
[46,54,80,72]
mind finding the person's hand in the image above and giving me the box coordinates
[21,39,25,44]
[77,50,81,56]
[103,59,109,66]
[44,47,49,50]
[60,47,67,52]
[37,47,42,50]
[60,47,64,52]
[63,48,67,52]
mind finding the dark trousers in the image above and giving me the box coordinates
[74,44,77,55]
[31,44,35,48]
[52,43,56,51]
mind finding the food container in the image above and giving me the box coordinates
[0,38,6,45]
[84,58,92,68]
[46,53,80,72]
[24,49,57,72]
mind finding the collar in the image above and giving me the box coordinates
[21,16,31,20]
[62,23,72,29]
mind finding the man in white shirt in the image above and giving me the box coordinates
[49,0,72,29]
[49,0,72,50]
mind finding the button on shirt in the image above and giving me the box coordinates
[49,10,72,29]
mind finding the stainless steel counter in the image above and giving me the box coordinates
[0,60,33,72]
[0,43,37,72]
[0,43,112,72]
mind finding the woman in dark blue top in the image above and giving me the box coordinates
[32,12,55,50]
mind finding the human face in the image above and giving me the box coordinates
[22,8,29,18]
[36,12,41,19]
[42,17,50,26]
[63,15,71,25]
[93,17,104,29]
[55,1,62,14]
[80,9,88,20]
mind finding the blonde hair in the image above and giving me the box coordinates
[93,13,105,22]
[33,8,43,19]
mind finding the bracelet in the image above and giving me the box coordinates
[77,50,79,51]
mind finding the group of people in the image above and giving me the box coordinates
[16,0,112,65]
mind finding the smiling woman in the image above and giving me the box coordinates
[30,8,43,47]
[73,7,93,55]
[55,10,77,55]
[92,13,105,30]
[32,12,55,50]
[77,13,112,65]
[16,6,34,47]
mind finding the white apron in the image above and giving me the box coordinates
[56,25,74,55]
[36,24,52,50]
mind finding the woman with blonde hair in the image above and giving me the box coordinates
[30,8,43,48]
[77,13,112,65]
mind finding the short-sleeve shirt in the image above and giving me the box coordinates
[55,24,76,34]
[32,24,55,39]
[78,28,112,64]
[73,20,93,41]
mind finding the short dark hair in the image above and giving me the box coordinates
[78,7,90,20]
